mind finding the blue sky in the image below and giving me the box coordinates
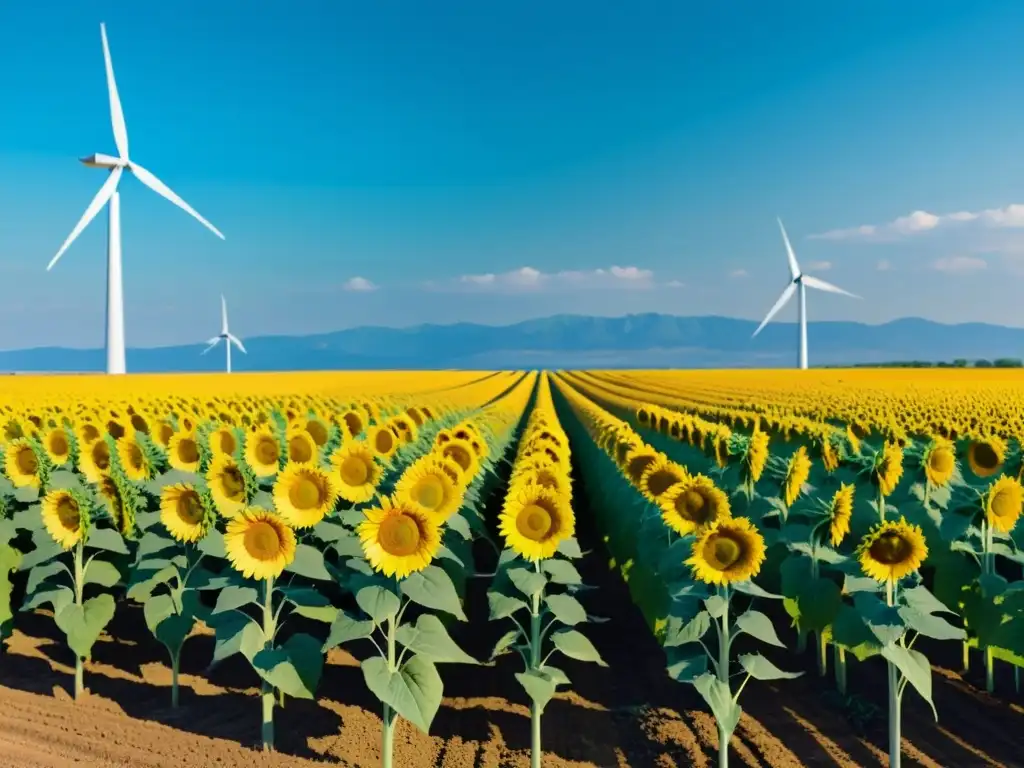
[0,0,1022,349]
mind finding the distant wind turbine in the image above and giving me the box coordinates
[752,218,860,369]
[201,295,246,373]
[47,23,225,375]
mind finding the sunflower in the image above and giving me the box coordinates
[160,483,214,543]
[367,424,399,461]
[303,416,331,447]
[224,508,297,581]
[329,440,382,503]
[857,518,928,583]
[208,426,239,458]
[872,442,904,496]
[967,436,1006,479]
[358,496,442,579]
[206,453,251,517]
[76,421,103,447]
[286,429,318,465]
[439,439,480,480]
[821,438,840,473]
[42,427,72,467]
[339,409,366,439]
[394,456,465,523]
[510,464,568,496]
[40,488,90,549]
[826,483,854,547]
[744,430,770,484]
[639,457,688,502]
[498,485,575,562]
[245,424,282,477]
[168,429,202,473]
[4,438,43,488]
[984,475,1023,534]
[273,463,338,528]
[95,472,127,531]
[117,433,152,482]
[658,474,731,536]
[782,446,812,507]
[622,447,660,487]
[152,419,176,449]
[923,437,956,488]
[686,517,766,587]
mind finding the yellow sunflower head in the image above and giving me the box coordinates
[76,421,103,448]
[206,453,251,518]
[367,424,399,461]
[826,483,854,547]
[285,428,318,466]
[658,474,731,536]
[208,426,239,458]
[967,436,1006,479]
[923,437,956,488]
[357,496,442,579]
[638,457,688,502]
[4,438,43,488]
[43,427,72,467]
[273,462,339,529]
[303,416,331,447]
[117,433,152,482]
[623,447,660,487]
[40,488,91,550]
[857,517,928,583]
[394,455,465,523]
[329,439,382,503]
[821,437,840,473]
[783,446,812,507]
[337,409,365,439]
[152,419,176,449]
[224,508,297,581]
[872,442,904,496]
[498,485,575,562]
[245,424,282,477]
[744,430,770,484]
[685,517,766,587]
[439,439,480,482]
[160,483,215,543]
[168,429,202,473]
[984,475,1023,535]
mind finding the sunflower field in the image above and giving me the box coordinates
[0,368,1023,767]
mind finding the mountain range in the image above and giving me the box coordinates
[1,314,1022,373]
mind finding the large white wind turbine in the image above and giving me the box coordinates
[201,295,246,373]
[47,23,225,375]
[752,218,860,369]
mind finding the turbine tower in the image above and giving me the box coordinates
[201,295,246,373]
[47,23,225,375]
[752,218,860,369]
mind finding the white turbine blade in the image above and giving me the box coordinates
[200,337,220,355]
[228,333,247,353]
[129,162,225,239]
[100,24,129,159]
[47,167,124,271]
[752,281,797,337]
[220,294,229,334]
[803,275,860,299]
[777,218,801,281]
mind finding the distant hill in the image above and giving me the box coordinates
[1,314,1023,372]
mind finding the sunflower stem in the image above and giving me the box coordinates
[962,641,971,673]
[817,632,828,677]
[260,575,276,751]
[877,488,886,523]
[382,613,398,768]
[717,584,731,768]
[529,560,544,768]
[170,647,181,708]
[72,538,85,701]
[834,645,847,695]
[982,520,996,694]
[885,579,901,768]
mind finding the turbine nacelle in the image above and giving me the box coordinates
[80,153,125,169]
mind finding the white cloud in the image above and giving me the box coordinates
[729,269,748,278]
[876,259,892,271]
[809,204,1024,243]
[931,256,987,274]
[806,260,832,271]
[440,265,656,292]
[343,277,378,292]
[666,279,685,288]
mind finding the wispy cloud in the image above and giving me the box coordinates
[343,277,378,292]
[876,259,892,271]
[431,265,656,293]
[809,204,1024,243]
[931,256,987,274]
[729,268,748,279]
[805,260,832,271]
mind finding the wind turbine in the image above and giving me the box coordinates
[201,295,246,373]
[47,23,225,375]
[752,218,860,369]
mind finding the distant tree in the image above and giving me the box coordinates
[952,359,969,368]
[975,359,993,368]
[993,358,1023,368]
